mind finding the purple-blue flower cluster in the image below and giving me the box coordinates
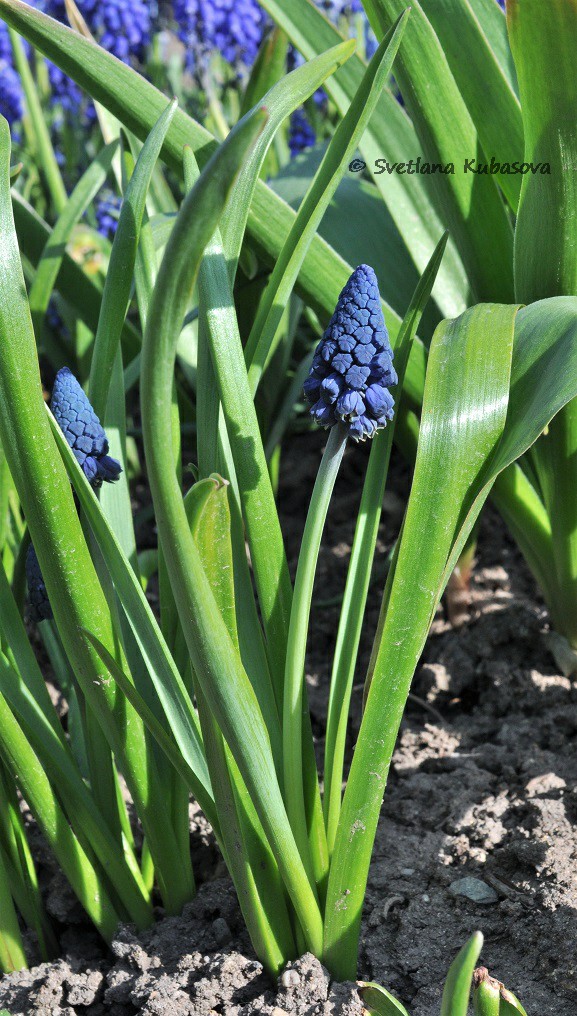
[38,0,152,64]
[304,265,397,442]
[51,367,122,487]
[289,109,316,157]
[26,368,121,623]
[0,23,24,125]
[173,0,266,75]
[26,544,54,623]
[95,190,122,240]
[81,0,152,64]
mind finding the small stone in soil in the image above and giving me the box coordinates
[449,876,499,905]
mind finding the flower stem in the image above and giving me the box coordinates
[283,424,348,883]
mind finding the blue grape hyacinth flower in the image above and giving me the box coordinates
[304,265,397,442]
[95,190,122,240]
[51,367,122,487]
[26,544,53,623]
[0,24,24,125]
[173,0,266,75]
[289,109,316,157]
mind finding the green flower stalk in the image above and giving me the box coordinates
[284,265,397,886]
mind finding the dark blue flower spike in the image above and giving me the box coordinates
[26,544,53,623]
[304,265,397,442]
[51,367,122,488]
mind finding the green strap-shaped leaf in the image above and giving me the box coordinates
[326,296,577,976]
[419,0,523,210]
[240,25,289,118]
[510,0,577,302]
[186,476,296,974]
[0,766,57,962]
[218,37,356,281]
[363,0,514,302]
[8,27,67,212]
[500,989,528,1015]
[441,934,484,1016]
[359,983,412,1016]
[509,0,577,647]
[473,973,500,1016]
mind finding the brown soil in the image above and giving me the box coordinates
[1,431,576,1014]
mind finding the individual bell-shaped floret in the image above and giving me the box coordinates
[51,367,122,488]
[303,265,397,441]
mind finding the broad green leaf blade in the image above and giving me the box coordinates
[140,108,323,953]
[471,0,518,96]
[257,0,470,320]
[0,841,27,972]
[0,769,56,962]
[477,298,577,642]
[245,10,410,394]
[508,0,577,646]
[185,475,295,976]
[510,0,577,302]
[0,0,435,404]
[323,305,518,978]
[359,983,412,1016]
[491,300,577,477]
[363,0,514,302]
[441,933,484,1016]
[490,464,560,630]
[187,142,290,715]
[419,0,523,209]
[28,140,119,342]
[195,215,282,743]
[240,25,289,118]
[0,559,64,738]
